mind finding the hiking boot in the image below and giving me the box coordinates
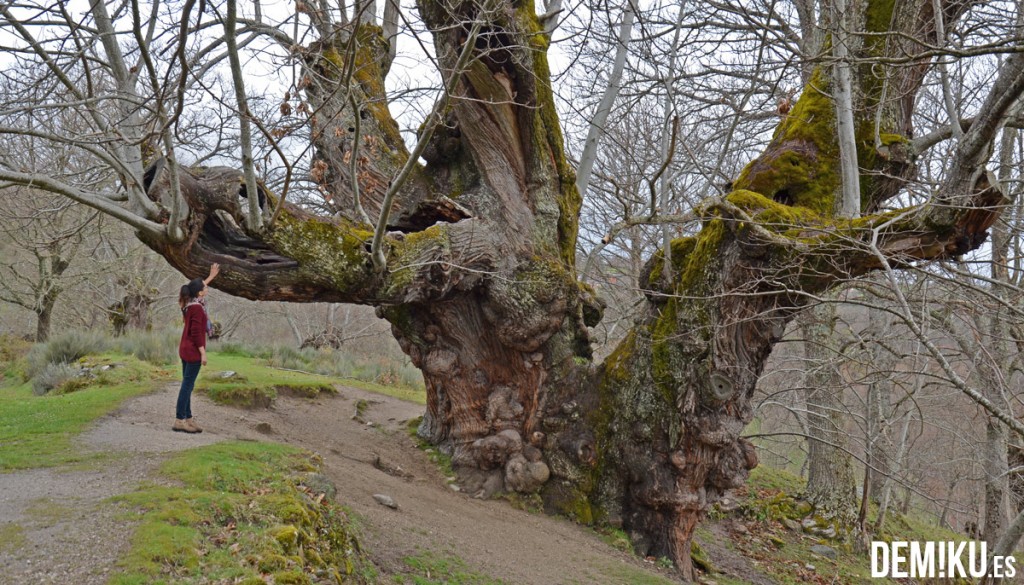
[173,419,190,433]
[186,418,203,433]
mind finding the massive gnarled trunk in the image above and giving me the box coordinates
[135,0,1015,578]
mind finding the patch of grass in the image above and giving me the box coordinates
[339,377,426,404]
[697,463,985,585]
[24,498,75,525]
[205,339,427,403]
[592,562,678,585]
[0,334,32,376]
[109,441,373,585]
[24,330,111,378]
[747,465,806,495]
[0,354,170,471]
[406,417,455,480]
[113,330,179,366]
[254,342,426,398]
[197,353,338,407]
[500,491,544,514]
[396,551,505,584]
[595,526,634,554]
[31,362,84,395]
[0,522,26,554]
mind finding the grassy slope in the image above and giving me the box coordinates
[694,466,970,585]
[0,354,171,471]
[7,342,971,584]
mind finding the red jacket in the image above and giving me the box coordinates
[179,303,207,362]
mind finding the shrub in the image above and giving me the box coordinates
[114,330,178,365]
[32,362,82,395]
[267,345,315,371]
[212,340,275,360]
[25,330,110,378]
[0,334,32,367]
[215,341,255,357]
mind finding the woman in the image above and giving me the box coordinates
[174,263,219,433]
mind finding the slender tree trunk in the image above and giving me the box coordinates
[35,301,53,342]
[979,121,1018,546]
[866,306,896,499]
[984,418,1011,542]
[938,476,959,530]
[899,486,912,514]
[799,304,858,525]
[875,412,912,532]
[34,254,66,342]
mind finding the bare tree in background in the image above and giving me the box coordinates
[1,0,1022,577]
[0,187,98,341]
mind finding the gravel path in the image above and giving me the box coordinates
[0,382,681,584]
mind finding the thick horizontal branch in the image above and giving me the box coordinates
[716,176,1005,295]
[140,162,499,305]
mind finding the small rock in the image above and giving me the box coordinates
[220,370,236,379]
[718,497,739,512]
[303,473,337,499]
[811,544,838,559]
[782,518,802,532]
[448,484,461,492]
[733,522,749,535]
[816,525,837,539]
[805,564,815,571]
[255,422,273,434]
[99,365,112,371]
[372,494,397,509]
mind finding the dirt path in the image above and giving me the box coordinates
[1,383,681,584]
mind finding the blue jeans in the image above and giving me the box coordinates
[176,360,202,419]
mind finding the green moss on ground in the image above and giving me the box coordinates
[109,441,374,585]
[697,464,981,585]
[406,417,456,479]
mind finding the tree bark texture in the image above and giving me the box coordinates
[134,0,1011,576]
[865,304,897,500]
[34,253,69,343]
[798,305,858,525]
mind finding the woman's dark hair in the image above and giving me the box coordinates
[178,285,191,310]
[178,279,205,310]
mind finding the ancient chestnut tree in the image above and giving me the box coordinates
[0,0,1020,578]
